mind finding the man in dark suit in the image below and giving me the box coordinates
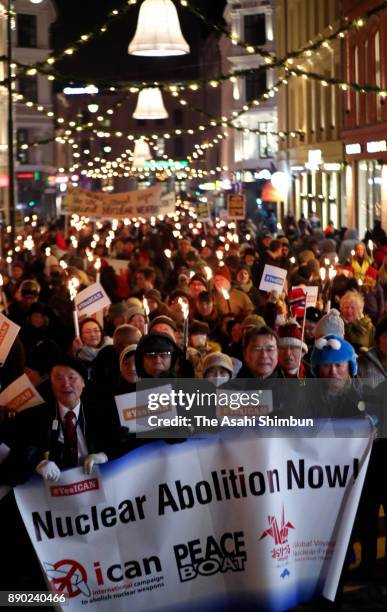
[21,356,116,482]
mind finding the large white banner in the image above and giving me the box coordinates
[15,427,372,611]
[63,186,176,220]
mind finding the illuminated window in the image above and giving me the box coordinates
[258,122,275,158]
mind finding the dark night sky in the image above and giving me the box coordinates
[50,0,227,85]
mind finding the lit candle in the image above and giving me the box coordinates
[178,298,189,353]
[143,297,150,335]
[68,277,80,337]
[204,266,213,281]
[368,240,374,256]
[328,267,337,281]
[221,288,231,312]
[320,268,326,283]
[94,257,101,284]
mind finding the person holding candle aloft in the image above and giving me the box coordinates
[212,267,253,316]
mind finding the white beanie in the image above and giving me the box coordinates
[314,308,345,339]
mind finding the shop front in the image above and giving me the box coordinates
[344,139,387,239]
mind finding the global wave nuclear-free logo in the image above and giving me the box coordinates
[259,506,294,563]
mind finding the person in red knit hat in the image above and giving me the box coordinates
[278,321,309,378]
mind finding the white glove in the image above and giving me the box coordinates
[83,452,108,474]
[36,460,61,482]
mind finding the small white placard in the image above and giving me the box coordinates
[0,374,44,412]
[293,285,319,307]
[115,385,176,433]
[75,282,111,317]
[259,265,288,293]
[0,313,20,365]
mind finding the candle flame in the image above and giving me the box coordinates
[320,268,326,282]
[178,297,189,320]
[143,297,150,316]
[328,267,337,280]
[204,266,213,280]
[0,274,3,287]
[68,277,80,301]
[94,257,101,271]
[45,247,51,257]
[221,288,230,300]
[164,249,172,258]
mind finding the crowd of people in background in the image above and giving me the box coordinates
[0,204,387,598]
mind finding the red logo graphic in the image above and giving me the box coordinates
[50,478,99,497]
[44,559,90,598]
[259,506,295,545]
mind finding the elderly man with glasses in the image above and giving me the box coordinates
[236,326,285,380]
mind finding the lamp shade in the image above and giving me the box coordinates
[128,0,190,57]
[133,88,168,120]
[132,139,152,167]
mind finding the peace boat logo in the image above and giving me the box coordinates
[259,505,295,563]
[44,559,91,599]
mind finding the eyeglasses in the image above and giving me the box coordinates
[82,329,101,335]
[249,346,278,353]
[144,352,172,358]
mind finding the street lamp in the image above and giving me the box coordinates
[6,0,45,246]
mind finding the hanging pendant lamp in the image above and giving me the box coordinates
[128,0,190,57]
[132,139,152,167]
[133,88,169,120]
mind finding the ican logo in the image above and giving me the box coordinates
[173,531,247,582]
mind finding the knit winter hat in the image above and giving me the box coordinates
[241,314,266,332]
[119,344,138,370]
[278,322,308,354]
[313,308,345,339]
[189,274,208,289]
[144,289,162,304]
[214,266,232,282]
[202,352,233,377]
[149,315,177,332]
[365,266,378,280]
[126,297,144,309]
[310,334,358,377]
[127,306,145,321]
[108,301,129,320]
[189,320,210,335]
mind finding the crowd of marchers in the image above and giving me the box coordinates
[0,209,387,595]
